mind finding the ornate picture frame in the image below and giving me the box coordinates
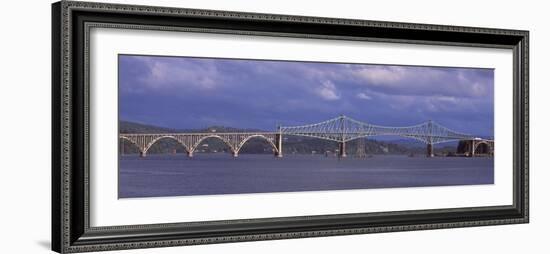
[52,1,529,253]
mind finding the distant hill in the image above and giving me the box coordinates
[120,121,263,134]
[119,121,459,156]
[388,139,427,148]
[120,121,178,133]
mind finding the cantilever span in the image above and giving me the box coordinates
[119,115,493,158]
[279,115,473,144]
[279,115,490,157]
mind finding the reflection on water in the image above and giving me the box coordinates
[119,153,494,198]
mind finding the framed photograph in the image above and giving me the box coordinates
[52,1,529,253]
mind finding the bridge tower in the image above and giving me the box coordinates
[339,142,347,158]
[338,115,347,158]
[426,143,434,157]
[426,120,435,157]
[275,128,283,157]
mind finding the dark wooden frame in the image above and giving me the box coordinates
[52,1,529,253]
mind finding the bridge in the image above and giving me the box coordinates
[119,115,494,158]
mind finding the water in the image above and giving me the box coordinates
[119,154,494,198]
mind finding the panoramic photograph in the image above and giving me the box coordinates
[118,54,495,198]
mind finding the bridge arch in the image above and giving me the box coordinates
[143,135,190,155]
[235,134,278,154]
[191,135,236,155]
[474,141,491,155]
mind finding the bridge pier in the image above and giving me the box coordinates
[232,151,239,158]
[275,133,283,157]
[187,151,194,158]
[339,142,347,158]
[139,151,147,158]
[426,144,434,157]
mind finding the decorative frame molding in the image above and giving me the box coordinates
[52,1,529,253]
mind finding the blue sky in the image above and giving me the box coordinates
[119,55,494,136]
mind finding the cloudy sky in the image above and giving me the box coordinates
[119,55,494,136]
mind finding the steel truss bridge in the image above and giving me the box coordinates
[120,115,494,158]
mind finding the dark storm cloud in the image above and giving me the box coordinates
[119,55,494,136]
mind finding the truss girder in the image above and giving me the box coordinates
[280,115,474,144]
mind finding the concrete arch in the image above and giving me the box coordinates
[235,134,278,154]
[143,135,190,155]
[191,135,236,154]
[474,141,491,155]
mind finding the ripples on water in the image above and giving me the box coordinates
[119,153,494,198]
